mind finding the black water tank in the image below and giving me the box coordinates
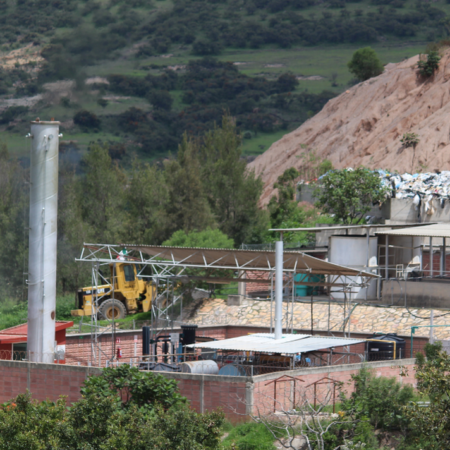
[367,333,406,361]
[181,324,198,346]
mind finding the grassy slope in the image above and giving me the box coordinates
[2,0,446,158]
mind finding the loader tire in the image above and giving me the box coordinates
[99,299,127,320]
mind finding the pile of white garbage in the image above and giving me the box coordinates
[377,170,450,211]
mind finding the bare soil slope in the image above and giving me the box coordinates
[249,51,450,205]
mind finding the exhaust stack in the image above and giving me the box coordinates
[27,120,60,363]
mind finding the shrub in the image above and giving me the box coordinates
[347,47,384,81]
[400,132,419,148]
[417,51,441,77]
[0,106,28,124]
[192,39,222,56]
[73,110,101,130]
[222,422,278,450]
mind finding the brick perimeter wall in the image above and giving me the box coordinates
[0,360,102,405]
[0,359,416,422]
[252,359,416,416]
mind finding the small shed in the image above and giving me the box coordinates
[0,321,74,363]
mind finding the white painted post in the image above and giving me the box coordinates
[275,240,283,340]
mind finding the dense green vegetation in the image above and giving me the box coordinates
[0,365,224,450]
[1,0,450,159]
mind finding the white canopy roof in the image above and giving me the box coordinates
[187,333,365,356]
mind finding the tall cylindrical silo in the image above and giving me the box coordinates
[27,120,60,363]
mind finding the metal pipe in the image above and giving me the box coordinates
[275,240,283,340]
[430,237,433,277]
[385,236,389,280]
[443,238,446,276]
[27,120,60,363]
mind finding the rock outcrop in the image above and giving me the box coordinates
[249,50,450,205]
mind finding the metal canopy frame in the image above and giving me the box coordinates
[76,243,378,366]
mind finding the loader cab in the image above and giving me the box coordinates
[110,263,144,294]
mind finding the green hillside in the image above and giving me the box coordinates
[0,0,449,161]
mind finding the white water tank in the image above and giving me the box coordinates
[329,235,378,300]
[180,360,219,375]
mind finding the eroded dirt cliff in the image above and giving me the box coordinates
[249,51,450,205]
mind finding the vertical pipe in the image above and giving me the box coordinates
[443,238,446,276]
[430,310,434,344]
[27,120,60,364]
[270,272,274,333]
[429,237,433,277]
[275,240,283,340]
[441,240,445,276]
[385,236,389,280]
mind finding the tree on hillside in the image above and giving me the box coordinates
[315,168,388,224]
[347,47,384,81]
[164,136,215,236]
[163,228,234,249]
[0,143,28,299]
[268,167,300,228]
[125,159,170,244]
[200,116,268,246]
[78,144,127,243]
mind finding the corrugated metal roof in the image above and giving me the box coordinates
[376,223,450,238]
[187,333,365,355]
[270,223,432,232]
[117,245,379,277]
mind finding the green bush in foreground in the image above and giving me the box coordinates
[222,422,278,450]
[0,365,224,450]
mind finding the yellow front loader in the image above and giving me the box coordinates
[71,263,156,320]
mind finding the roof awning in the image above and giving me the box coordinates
[270,223,434,233]
[187,333,366,356]
[376,223,450,238]
[111,244,379,277]
[0,321,74,344]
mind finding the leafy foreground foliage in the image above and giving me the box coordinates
[404,342,450,449]
[315,168,388,224]
[0,365,224,450]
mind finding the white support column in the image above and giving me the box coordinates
[27,120,60,363]
[275,239,284,340]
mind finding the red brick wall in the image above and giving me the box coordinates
[0,360,102,405]
[252,360,416,416]
[65,325,428,366]
[0,358,416,422]
[422,251,450,276]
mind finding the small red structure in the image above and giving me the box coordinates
[0,321,74,363]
